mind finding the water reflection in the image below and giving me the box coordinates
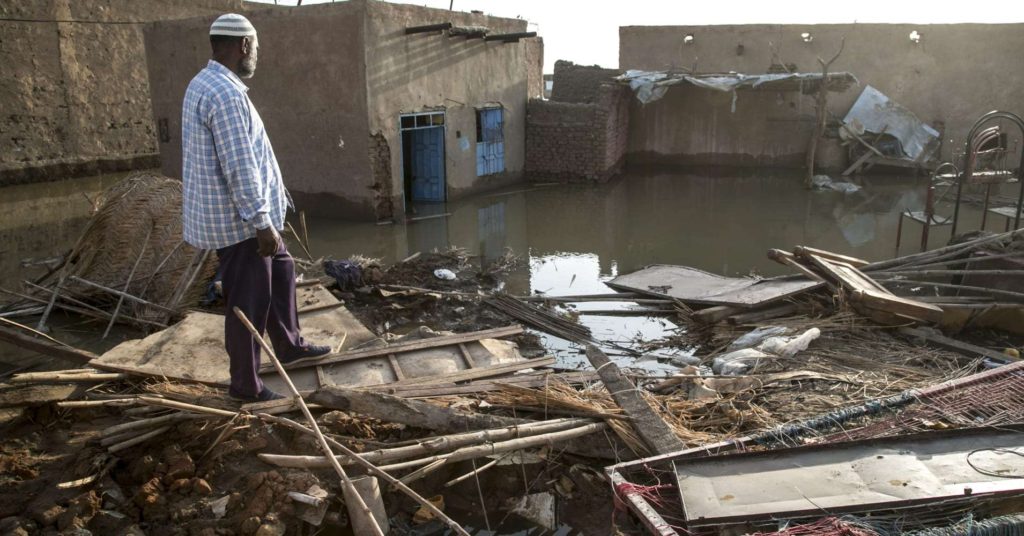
[0,167,1010,369]
[303,168,1013,371]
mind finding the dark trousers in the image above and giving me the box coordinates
[217,237,305,397]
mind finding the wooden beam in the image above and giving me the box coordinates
[899,327,1017,364]
[374,356,556,389]
[585,345,684,455]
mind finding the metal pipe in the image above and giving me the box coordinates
[483,31,537,42]
[405,22,452,35]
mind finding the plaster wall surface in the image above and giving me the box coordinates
[144,3,376,218]
[619,23,1024,166]
[363,0,531,206]
[0,0,243,184]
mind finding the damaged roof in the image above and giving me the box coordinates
[617,69,859,104]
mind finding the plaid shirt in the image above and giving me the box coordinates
[181,60,290,250]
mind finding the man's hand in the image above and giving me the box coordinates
[256,227,280,257]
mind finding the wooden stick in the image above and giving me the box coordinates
[258,418,591,468]
[103,227,152,339]
[0,306,45,318]
[233,307,386,536]
[0,316,77,349]
[386,422,609,483]
[864,229,1022,272]
[444,453,508,487]
[286,221,314,260]
[100,412,197,438]
[879,280,1024,301]
[36,274,66,332]
[876,269,1024,277]
[17,281,168,329]
[56,398,138,408]
[300,211,310,255]
[68,276,175,313]
[107,425,171,453]
[11,372,127,383]
[138,396,239,418]
[887,250,1024,272]
[255,413,471,536]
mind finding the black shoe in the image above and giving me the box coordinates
[229,387,285,403]
[279,344,332,366]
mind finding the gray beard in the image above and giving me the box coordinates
[239,55,257,78]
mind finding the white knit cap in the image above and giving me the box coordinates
[209,14,256,37]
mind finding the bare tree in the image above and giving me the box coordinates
[805,38,846,188]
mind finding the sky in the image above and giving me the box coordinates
[251,0,1024,72]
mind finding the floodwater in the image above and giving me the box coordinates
[0,167,1011,370]
[303,167,1007,370]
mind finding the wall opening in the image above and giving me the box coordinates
[476,107,505,176]
[399,111,447,208]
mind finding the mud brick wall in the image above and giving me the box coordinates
[526,84,628,182]
[0,0,243,185]
[550,60,621,104]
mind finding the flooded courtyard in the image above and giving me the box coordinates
[2,167,1008,369]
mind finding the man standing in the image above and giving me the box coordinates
[181,14,329,402]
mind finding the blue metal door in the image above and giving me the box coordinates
[411,126,446,202]
[476,108,505,176]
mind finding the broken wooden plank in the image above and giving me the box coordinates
[0,382,90,408]
[260,325,523,372]
[899,327,1017,364]
[608,264,818,309]
[310,385,526,433]
[375,356,556,389]
[800,252,944,323]
[585,345,684,455]
[793,246,869,268]
[485,294,593,344]
[689,305,740,324]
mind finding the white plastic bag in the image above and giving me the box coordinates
[712,348,770,376]
[757,327,821,358]
[727,326,789,352]
[433,268,456,280]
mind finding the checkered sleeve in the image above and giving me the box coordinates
[207,95,272,230]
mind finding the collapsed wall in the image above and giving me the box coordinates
[525,62,629,182]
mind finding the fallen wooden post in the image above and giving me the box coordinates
[258,417,592,468]
[309,384,624,460]
[234,307,387,536]
[899,327,1018,363]
[384,422,610,483]
[255,413,471,536]
[585,345,684,456]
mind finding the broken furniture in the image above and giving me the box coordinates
[89,283,538,394]
[769,246,943,324]
[950,110,1024,235]
[673,426,1024,528]
[840,85,942,176]
[607,360,1024,535]
[895,162,958,254]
